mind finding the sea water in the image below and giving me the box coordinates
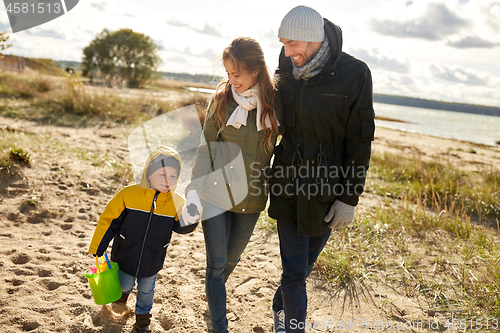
[374,103,500,146]
[187,87,500,147]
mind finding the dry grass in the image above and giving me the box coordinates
[369,151,500,224]
[148,78,216,91]
[258,150,500,322]
[0,71,54,98]
[0,71,209,127]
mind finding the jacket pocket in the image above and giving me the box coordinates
[201,168,234,210]
[111,229,126,261]
[359,108,375,141]
[320,93,350,100]
[281,94,296,127]
[317,178,341,203]
[317,144,345,203]
[269,157,295,198]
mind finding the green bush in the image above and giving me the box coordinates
[9,147,31,164]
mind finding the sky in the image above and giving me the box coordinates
[1,0,499,107]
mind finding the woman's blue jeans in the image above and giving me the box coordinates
[118,269,157,315]
[272,221,332,333]
[202,201,260,333]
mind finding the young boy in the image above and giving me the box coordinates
[88,145,200,333]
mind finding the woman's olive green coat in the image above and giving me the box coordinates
[186,98,277,214]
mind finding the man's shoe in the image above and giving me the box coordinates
[273,309,285,333]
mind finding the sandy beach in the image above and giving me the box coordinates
[1,115,499,333]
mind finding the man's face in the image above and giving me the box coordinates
[148,166,178,193]
[279,38,322,68]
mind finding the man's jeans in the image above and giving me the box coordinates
[272,221,332,333]
[202,201,260,333]
[118,269,157,315]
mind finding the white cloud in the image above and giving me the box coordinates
[1,0,499,107]
[89,0,135,17]
[447,36,499,49]
[366,0,500,49]
[349,47,409,73]
[25,27,66,40]
[90,3,106,12]
[429,62,490,86]
[369,1,469,41]
[165,19,222,38]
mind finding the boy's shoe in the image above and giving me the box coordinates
[114,293,130,304]
[273,309,286,333]
[135,313,152,333]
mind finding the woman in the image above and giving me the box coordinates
[184,37,279,333]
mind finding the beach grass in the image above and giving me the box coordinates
[258,150,500,322]
[3,69,499,326]
[369,151,500,224]
[0,71,208,127]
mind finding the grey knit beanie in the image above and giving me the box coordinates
[278,6,324,42]
[146,155,180,179]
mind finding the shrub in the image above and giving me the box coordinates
[9,147,31,164]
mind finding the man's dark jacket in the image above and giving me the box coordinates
[268,18,375,236]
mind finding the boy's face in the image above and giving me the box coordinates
[148,166,178,193]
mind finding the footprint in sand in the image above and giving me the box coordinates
[68,302,91,316]
[7,212,19,221]
[60,223,73,230]
[7,278,25,286]
[40,279,62,291]
[37,268,53,277]
[21,321,40,331]
[158,314,174,330]
[90,307,110,327]
[13,268,35,276]
[11,252,30,265]
[234,278,261,295]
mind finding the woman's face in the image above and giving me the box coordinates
[223,59,258,94]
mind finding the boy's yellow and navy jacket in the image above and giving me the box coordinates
[88,146,197,278]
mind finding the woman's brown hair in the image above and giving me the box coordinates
[207,37,278,151]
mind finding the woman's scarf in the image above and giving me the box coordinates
[292,37,331,81]
[226,84,275,131]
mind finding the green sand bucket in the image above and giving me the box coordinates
[85,261,121,305]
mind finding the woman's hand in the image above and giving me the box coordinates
[181,190,203,226]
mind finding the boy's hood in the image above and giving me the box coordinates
[139,145,182,190]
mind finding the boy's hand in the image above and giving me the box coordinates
[181,190,202,226]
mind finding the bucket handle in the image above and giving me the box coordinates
[94,253,113,275]
[104,253,112,269]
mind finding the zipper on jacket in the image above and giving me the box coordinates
[135,190,160,278]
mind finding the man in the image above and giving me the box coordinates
[268,6,375,333]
